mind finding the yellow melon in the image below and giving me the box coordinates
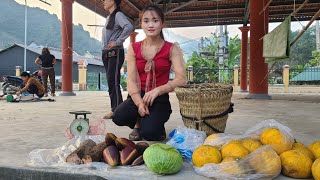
[203,133,219,144]
[222,156,242,163]
[260,128,293,155]
[312,158,320,180]
[241,139,262,152]
[292,142,305,149]
[219,156,243,175]
[249,146,281,177]
[280,150,312,178]
[192,145,222,167]
[292,142,315,161]
[309,141,320,159]
[221,141,250,159]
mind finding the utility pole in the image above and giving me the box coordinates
[218,25,226,82]
[316,21,320,50]
[24,0,27,71]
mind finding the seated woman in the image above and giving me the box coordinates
[16,72,45,98]
[112,5,187,141]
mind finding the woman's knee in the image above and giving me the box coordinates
[112,103,136,129]
[140,127,162,141]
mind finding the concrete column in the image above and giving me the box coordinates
[130,32,138,43]
[187,65,193,81]
[60,0,75,96]
[234,65,239,92]
[239,26,250,92]
[248,0,270,99]
[283,65,290,93]
[78,63,87,91]
[15,66,21,76]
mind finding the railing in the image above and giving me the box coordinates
[186,67,235,84]
[268,67,320,85]
[86,71,107,91]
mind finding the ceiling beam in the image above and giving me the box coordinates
[165,0,198,14]
[124,0,142,12]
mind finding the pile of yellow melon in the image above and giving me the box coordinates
[192,127,320,180]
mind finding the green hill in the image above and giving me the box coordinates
[0,0,101,55]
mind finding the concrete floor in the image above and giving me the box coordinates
[0,91,319,179]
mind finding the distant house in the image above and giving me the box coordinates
[0,43,105,81]
[290,66,320,84]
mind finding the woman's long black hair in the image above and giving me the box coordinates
[106,0,122,30]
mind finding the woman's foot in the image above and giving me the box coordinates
[51,93,56,97]
[103,112,113,119]
[129,128,142,141]
[44,93,48,97]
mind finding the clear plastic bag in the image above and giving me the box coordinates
[28,135,158,179]
[195,119,296,179]
[194,145,281,180]
[204,119,294,150]
[166,126,206,161]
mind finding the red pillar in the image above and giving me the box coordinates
[130,32,138,43]
[60,0,75,96]
[239,26,250,92]
[249,0,270,98]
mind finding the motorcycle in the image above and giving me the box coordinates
[2,70,51,95]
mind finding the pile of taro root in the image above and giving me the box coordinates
[66,133,149,167]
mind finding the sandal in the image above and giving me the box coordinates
[129,128,142,141]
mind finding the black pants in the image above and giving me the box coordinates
[20,83,44,98]
[112,93,172,141]
[42,68,55,93]
[102,49,125,112]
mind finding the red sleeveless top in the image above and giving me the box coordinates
[132,41,173,92]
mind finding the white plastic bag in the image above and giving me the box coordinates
[194,120,296,179]
[28,135,158,179]
[194,145,281,180]
[166,126,206,161]
[204,119,294,149]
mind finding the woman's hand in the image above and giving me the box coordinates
[143,88,160,107]
[138,102,149,117]
[108,41,117,49]
[16,91,21,96]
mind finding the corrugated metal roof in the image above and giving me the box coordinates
[290,66,320,81]
[0,44,104,66]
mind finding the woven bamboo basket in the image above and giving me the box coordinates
[175,83,234,135]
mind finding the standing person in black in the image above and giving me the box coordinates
[101,0,134,119]
[35,48,56,97]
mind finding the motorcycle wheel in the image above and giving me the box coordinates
[3,84,17,95]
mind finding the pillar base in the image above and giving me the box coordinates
[246,94,271,100]
[59,91,76,96]
[239,90,249,93]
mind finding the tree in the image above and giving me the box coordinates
[186,33,241,83]
[309,50,320,67]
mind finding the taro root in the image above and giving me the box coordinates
[81,142,107,164]
[65,139,96,163]
[66,153,81,165]
[115,138,136,151]
[105,133,117,147]
[131,155,144,166]
[120,146,139,165]
[135,142,149,155]
[103,145,120,167]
